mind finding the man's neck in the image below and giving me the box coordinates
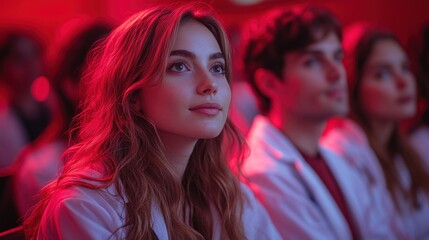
[269,112,326,156]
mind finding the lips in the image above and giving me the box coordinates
[397,95,414,104]
[326,88,346,99]
[189,103,222,116]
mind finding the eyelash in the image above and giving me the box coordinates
[168,60,189,72]
[211,63,226,75]
[167,60,226,75]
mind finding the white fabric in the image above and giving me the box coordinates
[0,105,28,169]
[242,115,407,240]
[14,140,66,216]
[37,169,280,240]
[323,117,428,239]
[408,125,429,239]
[410,125,429,170]
[393,155,429,240]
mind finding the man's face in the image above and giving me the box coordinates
[271,32,348,121]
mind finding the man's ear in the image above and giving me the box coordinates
[254,68,281,98]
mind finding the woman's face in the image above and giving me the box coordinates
[138,19,231,141]
[359,39,416,122]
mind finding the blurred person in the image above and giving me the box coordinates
[13,20,112,218]
[240,5,407,239]
[227,24,259,136]
[0,30,50,232]
[0,31,50,168]
[323,23,429,239]
[24,4,280,239]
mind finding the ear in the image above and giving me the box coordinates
[254,68,281,98]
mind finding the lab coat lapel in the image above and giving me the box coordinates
[322,148,365,235]
[250,116,352,239]
[290,153,352,240]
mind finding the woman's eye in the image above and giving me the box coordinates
[334,52,344,62]
[211,64,226,75]
[375,69,391,80]
[304,57,319,67]
[402,62,411,73]
[168,62,189,72]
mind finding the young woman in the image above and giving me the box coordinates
[24,4,279,240]
[323,23,429,239]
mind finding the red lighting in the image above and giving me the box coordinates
[31,76,50,102]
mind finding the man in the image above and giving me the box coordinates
[240,5,407,239]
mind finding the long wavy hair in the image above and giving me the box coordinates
[24,4,247,240]
[344,24,429,210]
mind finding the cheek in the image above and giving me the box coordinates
[222,82,232,110]
[360,83,393,115]
[407,76,417,95]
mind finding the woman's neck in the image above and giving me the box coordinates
[157,131,198,180]
[368,118,396,147]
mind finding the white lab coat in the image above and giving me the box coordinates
[14,139,66,217]
[323,117,428,239]
[0,105,28,169]
[402,125,429,239]
[242,116,407,240]
[36,168,280,240]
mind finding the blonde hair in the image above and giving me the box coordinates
[25,4,247,240]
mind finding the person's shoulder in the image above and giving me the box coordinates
[19,139,66,175]
[47,179,125,218]
[38,180,127,239]
[410,125,429,141]
[238,182,282,239]
[322,117,370,160]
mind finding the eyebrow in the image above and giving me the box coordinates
[298,48,344,56]
[366,63,393,71]
[170,50,225,61]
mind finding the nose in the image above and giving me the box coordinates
[395,74,411,90]
[326,60,344,83]
[197,71,218,95]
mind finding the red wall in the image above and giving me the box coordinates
[1,0,428,52]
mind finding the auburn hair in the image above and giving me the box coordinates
[25,4,247,240]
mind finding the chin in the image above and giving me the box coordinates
[199,131,223,139]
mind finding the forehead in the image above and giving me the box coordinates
[367,39,405,64]
[305,32,341,51]
[285,32,341,59]
[172,19,220,51]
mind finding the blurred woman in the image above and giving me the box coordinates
[323,23,429,239]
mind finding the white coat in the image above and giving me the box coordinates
[323,117,428,239]
[36,168,281,240]
[410,125,429,170]
[242,116,407,240]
